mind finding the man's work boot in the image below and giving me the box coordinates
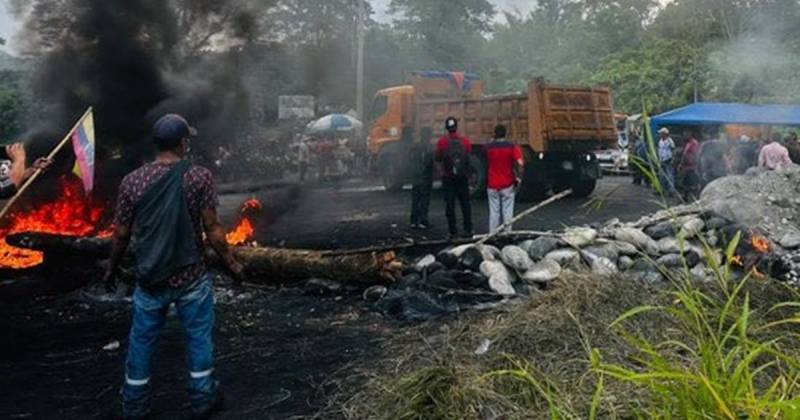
[191,389,224,419]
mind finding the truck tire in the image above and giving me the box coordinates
[517,181,546,202]
[571,178,597,198]
[469,154,487,198]
[381,158,404,192]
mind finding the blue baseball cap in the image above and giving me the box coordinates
[152,114,197,144]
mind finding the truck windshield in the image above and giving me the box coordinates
[371,95,388,121]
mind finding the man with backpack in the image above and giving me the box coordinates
[409,127,434,229]
[435,117,473,238]
[104,114,242,419]
[485,125,523,233]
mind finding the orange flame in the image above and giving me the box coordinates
[751,235,770,253]
[225,198,262,246]
[225,218,254,246]
[241,198,262,213]
[0,176,109,269]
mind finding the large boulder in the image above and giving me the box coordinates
[657,237,682,254]
[584,244,619,262]
[561,227,597,248]
[544,248,581,267]
[480,261,515,296]
[591,256,619,276]
[520,259,562,284]
[679,217,705,239]
[459,246,485,271]
[613,227,660,255]
[414,254,436,272]
[780,231,800,250]
[501,245,534,272]
[645,221,676,240]
[453,271,489,289]
[701,166,800,242]
[606,240,639,256]
[527,236,561,260]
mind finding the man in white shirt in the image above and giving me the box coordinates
[657,127,676,195]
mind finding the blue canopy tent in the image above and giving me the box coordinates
[650,102,800,134]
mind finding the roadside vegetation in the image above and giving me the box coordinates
[341,244,800,419]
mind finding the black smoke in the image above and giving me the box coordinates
[13,0,256,187]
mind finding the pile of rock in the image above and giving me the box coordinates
[369,166,800,322]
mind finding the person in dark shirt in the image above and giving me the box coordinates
[409,127,434,229]
[104,114,242,419]
[434,117,473,238]
[0,143,53,198]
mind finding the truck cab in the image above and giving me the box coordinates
[368,85,414,157]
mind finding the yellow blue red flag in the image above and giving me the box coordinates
[70,110,95,192]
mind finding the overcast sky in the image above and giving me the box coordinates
[372,0,536,21]
[0,0,538,54]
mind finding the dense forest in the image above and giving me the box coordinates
[2,0,800,139]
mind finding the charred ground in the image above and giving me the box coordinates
[0,175,662,419]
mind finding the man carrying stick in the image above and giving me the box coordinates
[104,114,243,419]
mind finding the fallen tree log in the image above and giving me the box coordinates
[225,247,402,285]
[5,232,403,289]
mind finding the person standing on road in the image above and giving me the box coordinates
[435,117,474,238]
[297,137,310,183]
[677,130,701,200]
[104,114,243,420]
[410,127,434,229]
[485,124,523,233]
[657,127,676,195]
[758,132,792,170]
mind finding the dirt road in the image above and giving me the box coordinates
[0,175,664,419]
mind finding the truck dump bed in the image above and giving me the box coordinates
[415,80,616,152]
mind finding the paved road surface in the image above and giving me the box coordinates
[221,175,669,251]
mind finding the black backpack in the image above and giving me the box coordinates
[444,138,470,178]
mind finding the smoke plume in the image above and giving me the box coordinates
[11,0,259,184]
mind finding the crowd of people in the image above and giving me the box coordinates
[628,126,800,200]
[207,131,367,184]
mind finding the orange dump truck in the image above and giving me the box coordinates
[368,73,617,198]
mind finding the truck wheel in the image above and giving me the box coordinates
[381,160,404,191]
[517,181,546,202]
[469,155,486,198]
[571,179,597,198]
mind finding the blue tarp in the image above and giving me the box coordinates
[651,102,800,131]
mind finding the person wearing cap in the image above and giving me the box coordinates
[657,127,676,195]
[435,116,474,238]
[104,113,243,419]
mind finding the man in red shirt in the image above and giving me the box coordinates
[435,117,473,238]
[678,130,701,200]
[485,125,524,233]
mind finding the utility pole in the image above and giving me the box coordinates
[355,0,366,127]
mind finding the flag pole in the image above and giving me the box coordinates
[0,106,93,220]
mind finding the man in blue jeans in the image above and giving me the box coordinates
[104,114,243,419]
